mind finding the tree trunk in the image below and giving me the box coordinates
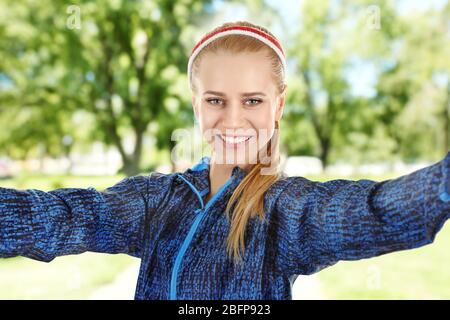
[119,129,144,177]
[121,159,140,177]
[319,138,330,171]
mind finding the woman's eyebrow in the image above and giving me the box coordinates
[203,90,266,97]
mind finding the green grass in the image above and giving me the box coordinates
[303,172,450,299]
[0,253,138,299]
[0,172,128,190]
[0,173,139,299]
[315,225,450,299]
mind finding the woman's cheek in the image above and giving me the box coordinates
[201,124,220,145]
[257,126,275,149]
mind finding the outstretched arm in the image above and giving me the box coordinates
[275,151,450,276]
[0,175,151,262]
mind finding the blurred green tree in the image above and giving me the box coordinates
[1,0,448,173]
[283,0,449,167]
[375,1,450,160]
[0,0,212,175]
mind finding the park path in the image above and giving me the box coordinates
[89,261,326,300]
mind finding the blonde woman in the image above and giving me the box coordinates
[0,21,449,300]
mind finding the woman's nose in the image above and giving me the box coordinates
[222,103,245,128]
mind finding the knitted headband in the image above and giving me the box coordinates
[187,25,287,88]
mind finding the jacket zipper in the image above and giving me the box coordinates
[169,174,234,300]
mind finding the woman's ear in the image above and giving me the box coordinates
[192,96,199,119]
[275,85,287,122]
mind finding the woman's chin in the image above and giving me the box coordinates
[211,150,258,166]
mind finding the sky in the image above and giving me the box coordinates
[211,0,448,98]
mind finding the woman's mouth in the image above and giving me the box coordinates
[216,134,252,148]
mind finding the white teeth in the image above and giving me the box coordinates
[219,135,251,144]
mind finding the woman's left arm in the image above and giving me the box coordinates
[275,151,450,276]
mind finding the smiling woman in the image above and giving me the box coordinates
[189,21,288,264]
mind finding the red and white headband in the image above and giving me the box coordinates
[187,25,286,88]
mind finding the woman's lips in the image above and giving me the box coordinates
[216,134,252,148]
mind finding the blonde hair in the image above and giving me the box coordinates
[190,21,287,265]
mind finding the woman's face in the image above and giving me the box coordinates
[191,50,286,166]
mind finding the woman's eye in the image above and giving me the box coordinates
[246,99,262,106]
[205,98,262,106]
[206,98,223,105]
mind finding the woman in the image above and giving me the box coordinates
[0,21,449,300]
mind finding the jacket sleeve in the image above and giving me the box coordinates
[0,175,153,262]
[275,151,450,276]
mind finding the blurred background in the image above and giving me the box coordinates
[0,0,449,299]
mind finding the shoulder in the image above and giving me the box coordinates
[114,171,177,191]
[147,170,178,186]
[272,176,318,209]
[122,171,179,210]
[264,174,317,214]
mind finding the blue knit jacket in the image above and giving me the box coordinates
[1,152,449,299]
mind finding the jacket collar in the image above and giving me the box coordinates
[177,156,248,199]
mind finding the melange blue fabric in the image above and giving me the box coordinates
[1,151,449,299]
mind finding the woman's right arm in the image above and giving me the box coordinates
[0,174,153,262]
